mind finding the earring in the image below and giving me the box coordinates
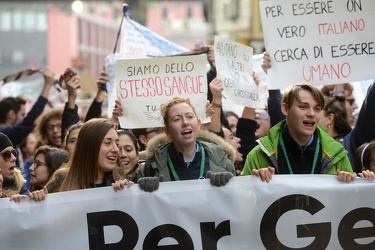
[327,124,331,128]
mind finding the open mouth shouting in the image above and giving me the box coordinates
[303,120,316,129]
[181,129,193,136]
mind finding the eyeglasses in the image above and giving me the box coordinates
[46,123,61,132]
[32,159,48,169]
[0,149,17,162]
[346,98,356,106]
[145,128,163,135]
[256,113,269,120]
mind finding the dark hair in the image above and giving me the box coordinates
[34,108,63,145]
[30,145,69,191]
[224,111,239,119]
[354,141,375,173]
[117,129,139,154]
[321,83,353,97]
[323,95,352,136]
[282,83,325,109]
[131,128,148,151]
[63,122,84,147]
[0,97,20,123]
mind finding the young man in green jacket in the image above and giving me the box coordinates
[241,83,357,182]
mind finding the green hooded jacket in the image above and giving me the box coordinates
[242,121,353,175]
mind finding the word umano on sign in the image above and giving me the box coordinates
[260,0,375,88]
[1,175,374,249]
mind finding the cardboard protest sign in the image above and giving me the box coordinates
[105,16,189,117]
[214,36,264,108]
[115,54,208,128]
[260,0,375,89]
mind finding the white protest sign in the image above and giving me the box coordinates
[1,175,375,249]
[105,16,189,118]
[115,54,208,128]
[260,0,375,89]
[214,36,264,109]
[120,16,188,58]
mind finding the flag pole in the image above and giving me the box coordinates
[113,3,129,54]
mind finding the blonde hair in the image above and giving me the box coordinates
[2,168,25,197]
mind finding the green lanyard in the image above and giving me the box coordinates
[167,147,205,181]
[278,133,320,174]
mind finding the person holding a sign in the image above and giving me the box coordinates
[136,97,236,192]
[354,141,375,174]
[116,129,140,182]
[208,77,258,174]
[241,83,357,182]
[0,132,28,197]
[263,50,375,167]
[0,68,55,149]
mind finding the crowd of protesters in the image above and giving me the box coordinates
[1,44,375,204]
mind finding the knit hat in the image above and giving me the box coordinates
[0,132,13,152]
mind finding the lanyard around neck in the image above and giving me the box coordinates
[278,132,320,174]
[167,146,205,181]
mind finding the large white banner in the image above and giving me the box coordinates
[115,54,209,128]
[0,70,45,109]
[1,175,375,249]
[214,36,264,109]
[260,0,375,89]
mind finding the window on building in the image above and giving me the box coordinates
[24,11,35,31]
[224,0,240,21]
[0,11,12,31]
[12,50,25,65]
[36,12,47,31]
[162,6,168,19]
[187,3,192,19]
[13,11,23,31]
[78,18,83,45]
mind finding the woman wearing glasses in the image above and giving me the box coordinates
[0,132,50,202]
[29,145,69,192]
[0,132,28,198]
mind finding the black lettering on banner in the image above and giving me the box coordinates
[87,210,231,249]
[87,210,139,250]
[260,194,331,249]
[143,224,193,250]
[200,221,231,250]
[338,207,375,249]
